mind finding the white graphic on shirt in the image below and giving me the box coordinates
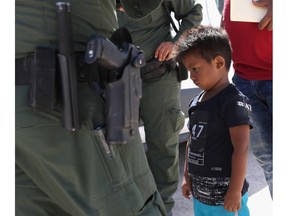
[237,101,252,111]
[188,151,204,166]
[191,124,204,139]
[189,123,206,166]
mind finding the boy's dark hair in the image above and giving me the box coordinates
[175,25,232,71]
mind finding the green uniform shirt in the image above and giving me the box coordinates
[15,0,169,58]
[117,0,202,60]
[16,0,118,58]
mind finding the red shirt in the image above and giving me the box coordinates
[223,0,272,80]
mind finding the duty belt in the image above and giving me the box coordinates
[15,51,92,86]
[15,47,101,122]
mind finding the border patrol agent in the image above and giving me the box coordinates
[15,0,167,215]
[117,0,203,213]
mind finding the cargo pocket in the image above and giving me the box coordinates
[137,191,166,216]
[92,128,131,189]
[168,108,185,134]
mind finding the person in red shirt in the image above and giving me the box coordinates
[222,0,273,198]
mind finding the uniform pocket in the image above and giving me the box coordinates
[92,129,131,189]
[168,108,185,134]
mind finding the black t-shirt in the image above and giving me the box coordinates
[187,84,253,205]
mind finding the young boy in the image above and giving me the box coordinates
[174,26,252,216]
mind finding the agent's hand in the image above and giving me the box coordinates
[181,176,192,200]
[223,189,242,212]
[154,41,174,61]
[252,0,272,31]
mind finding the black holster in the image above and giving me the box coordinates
[105,62,142,144]
[85,31,145,145]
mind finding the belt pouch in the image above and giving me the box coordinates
[30,47,56,111]
[176,62,188,81]
[140,60,166,82]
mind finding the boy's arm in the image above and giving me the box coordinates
[224,125,250,212]
[181,137,192,200]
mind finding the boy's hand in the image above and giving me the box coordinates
[223,189,242,212]
[181,176,192,200]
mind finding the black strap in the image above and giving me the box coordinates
[162,1,179,33]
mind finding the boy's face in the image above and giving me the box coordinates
[181,52,227,91]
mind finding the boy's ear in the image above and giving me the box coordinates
[214,55,225,69]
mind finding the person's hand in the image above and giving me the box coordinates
[181,176,192,200]
[223,189,242,212]
[252,0,272,31]
[154,41,174,61]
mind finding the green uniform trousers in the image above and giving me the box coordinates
[140,70,185,213]
[15,84,166,216]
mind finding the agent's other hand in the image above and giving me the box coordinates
[252,0,272,31]
[154,41,174,61]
